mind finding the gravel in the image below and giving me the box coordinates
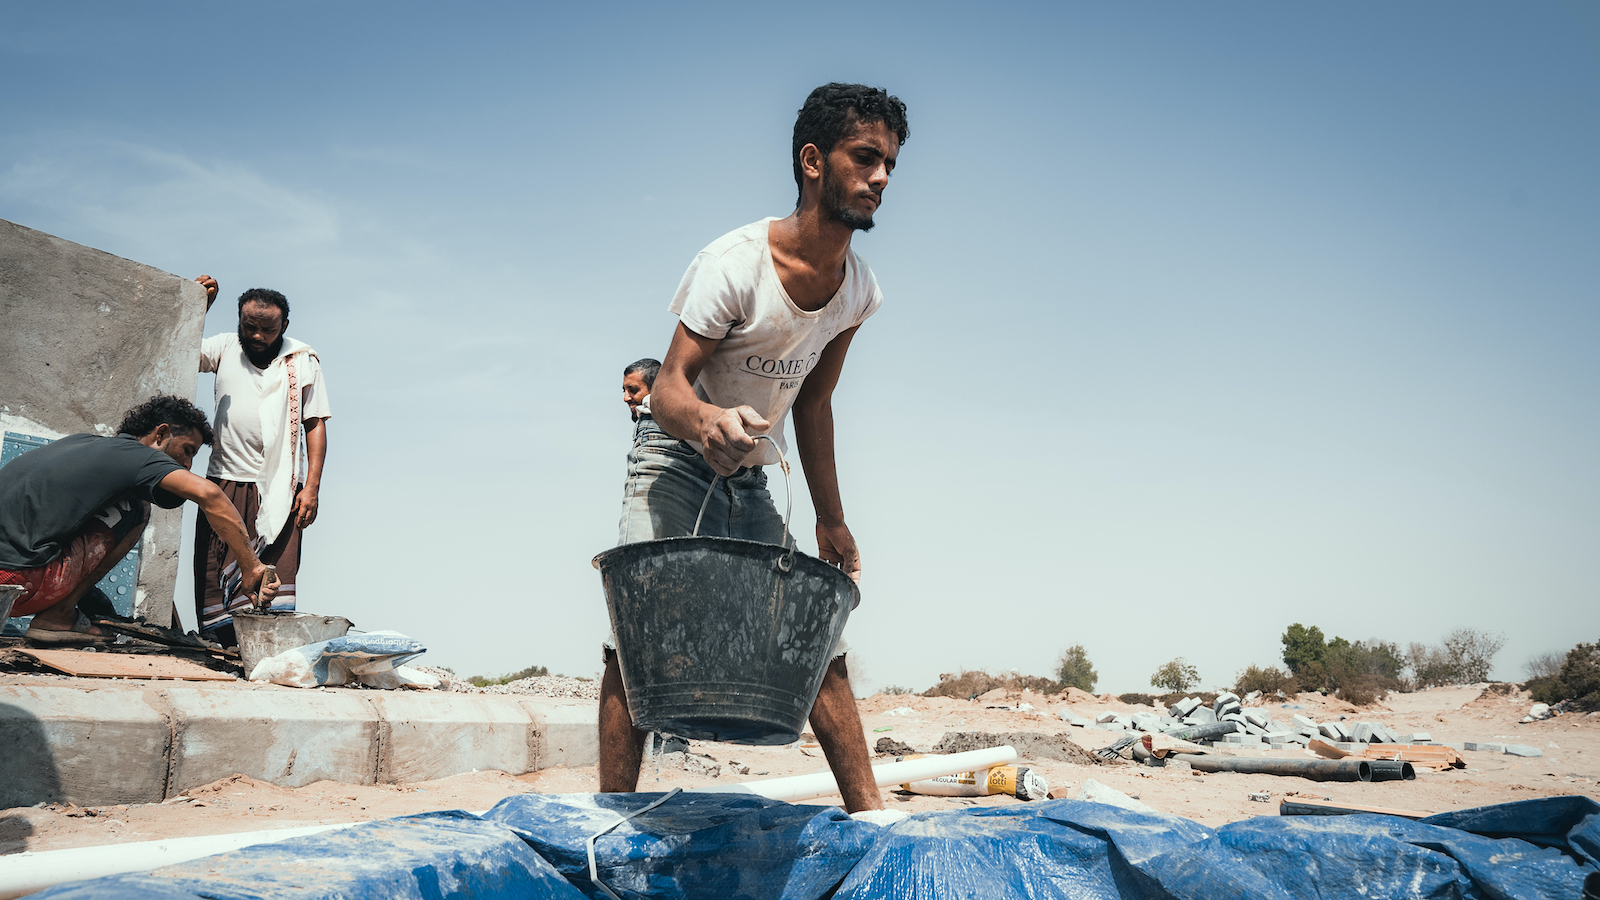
[409,668,599,699]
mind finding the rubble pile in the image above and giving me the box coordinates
[1059,691,1435,751]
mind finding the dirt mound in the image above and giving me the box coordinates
[932,731,1103,766]
[873,737,917,756]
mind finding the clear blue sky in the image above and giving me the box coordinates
[3,3,1596,693]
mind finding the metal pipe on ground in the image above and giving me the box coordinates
[1368,760,1415,782]
[1158,722,1238,743]
[1169,754,1372,782]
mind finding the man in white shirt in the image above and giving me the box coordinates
[602,83,908,813]
[191,278,331,645]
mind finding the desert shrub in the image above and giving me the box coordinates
[1441,628,1506,683]
[1529,639,1600,710]
[1524,650,1564,681]
[1235,664,1296,698]
[879,685,912,695]
[1150,658,1200,692]
[1118,693,1157,706]
[1055,644,1099,693]
[922,669,1061,699]
[1281,623,1327,677]
[468,663,550,687]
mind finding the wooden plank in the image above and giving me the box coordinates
[1362,743,1465,769]
[18,649,237,681]
[1279,797,1429,819]
[1308,739,1351,759]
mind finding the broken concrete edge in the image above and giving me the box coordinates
[0,684,598,809]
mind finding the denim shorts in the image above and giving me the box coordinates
[605,416,849,659]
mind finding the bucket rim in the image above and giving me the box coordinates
[593,535,860,608]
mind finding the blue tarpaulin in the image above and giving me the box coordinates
[29,795,1600,899]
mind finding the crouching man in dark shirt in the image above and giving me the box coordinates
[0,395,278,643]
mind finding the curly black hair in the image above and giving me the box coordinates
[117,395,214,445]
[792,83,909,206]
[237,287,289,320]
[624,358,661,389]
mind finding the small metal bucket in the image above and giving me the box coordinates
[593,436,858,745]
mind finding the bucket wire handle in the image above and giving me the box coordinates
[690,435,794,572]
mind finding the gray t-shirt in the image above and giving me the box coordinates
[0,433,184,569]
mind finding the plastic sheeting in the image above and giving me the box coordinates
[484,791,879,900]
[27,794,1600,899]
[29,811,584,899]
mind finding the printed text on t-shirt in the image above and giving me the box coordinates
[745,353,818,380]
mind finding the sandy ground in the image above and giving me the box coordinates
[3,683,1596,856]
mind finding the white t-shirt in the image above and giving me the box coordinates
[200,334,333,482]
[670,218,883,467]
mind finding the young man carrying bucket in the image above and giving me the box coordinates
[601,83,908,813]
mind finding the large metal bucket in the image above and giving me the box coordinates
[234,611,352,677]
[593,436,858,745]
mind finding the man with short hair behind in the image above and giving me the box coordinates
[0,396,277,642]
[622,358,659,421]
[601,83,908,814]
[191,277,331,645]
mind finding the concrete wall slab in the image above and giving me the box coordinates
[0,218,207,625]
[521,700,599,770]
[164,688,379,793]
[0,686,170,808]
[369,693,535,784]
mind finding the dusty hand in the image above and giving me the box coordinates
[816,522,861,584]
[700,406,769,476]
[250,565,281,607]
[292,486,320,529]
[194,274,218,306]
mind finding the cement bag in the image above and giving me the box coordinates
[484,792,879,900]
[248,630,433,688]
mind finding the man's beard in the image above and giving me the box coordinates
[239,327,283,362]
[821,160,876,232]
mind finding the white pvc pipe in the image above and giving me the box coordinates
[0,823,356,900]
[694,745,1020,802]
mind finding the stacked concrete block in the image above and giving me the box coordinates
[1399,732,1432,743]
[1503,744,1543,758]
[1291,714,1320,737]
[1463,741,1506,753]
[1131,712,1164,733]
[1214,692,1242,719]
[1168,696,1203,718]
[1187,706,1218,725]
[1243,708,1272,730]
[1318,721,1351,741]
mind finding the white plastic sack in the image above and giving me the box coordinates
[248,630,436,689]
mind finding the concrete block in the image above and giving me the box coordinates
[523,699,599,769]
[1291,714,1319,735]
[1265,731,1297,744]
[1463,742,1506,753]
[0,685,170,807]
[1169,697,1202,718]
[1350,723,1375,743]
[1377,725,1400,744]
[1187,706,1218,725]
[1399,732,1433,743]
[1244,722,1269,736]
[1331,742,1364,753]
[1096,711,1120,724]
[1503,744,1543,758]
[1213,691,1239,707]
[1221,712,1246,724]
[1131,713,1163,733]
[1215,699,1241,716]
[1319,722,1350,742]
[1059,708,1094,727]
[372,692,536,783]
[166,688,380,793]
[1243,708,1271,729]
[0,218,207,624]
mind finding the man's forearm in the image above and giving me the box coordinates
[650,372,716,444]
[303,418,327,489]
[200,494,263,574]
[793,398,845,524]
